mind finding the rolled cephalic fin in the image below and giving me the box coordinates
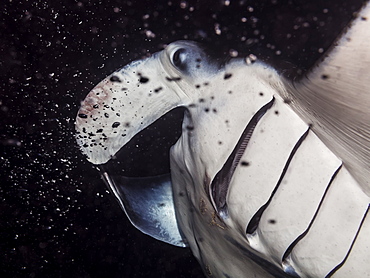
[75,41,220,247]
[75,41,220,165]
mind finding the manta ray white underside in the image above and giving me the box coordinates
[76,3,370,278]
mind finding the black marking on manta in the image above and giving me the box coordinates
[110,75,122,82]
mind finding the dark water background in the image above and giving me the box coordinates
[0,0,365,277]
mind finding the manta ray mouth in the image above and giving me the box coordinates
[94,107,189,247]
[102,107,185,177]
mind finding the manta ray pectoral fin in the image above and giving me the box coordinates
[281,2,370,193]
[99,168,188,247]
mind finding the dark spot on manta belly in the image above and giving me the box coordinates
[321,74,329,80]
[154,87,163,93]
[96,129,103,133]
[268,219,277,224]
[78,113,88,118]
[112,122,120,128]
[224,73,232,79]
[241,160,250,166]
[110,75,122,82]
[139,76,149,83]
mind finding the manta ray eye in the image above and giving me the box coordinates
[172,48,187,70]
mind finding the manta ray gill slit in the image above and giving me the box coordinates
[246,127,310,235]
[211,97,275,219]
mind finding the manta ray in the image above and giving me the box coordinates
[75,3,370,277]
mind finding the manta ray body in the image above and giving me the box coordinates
[76,3,370,277]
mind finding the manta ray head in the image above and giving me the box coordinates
[75,20,370,276]
[76,40,292,276]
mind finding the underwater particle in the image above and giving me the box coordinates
[229,49,238,57]
[214,23,221,35]
[245,54,257,64]
[180,0,187,9]
[145,30,156,38]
